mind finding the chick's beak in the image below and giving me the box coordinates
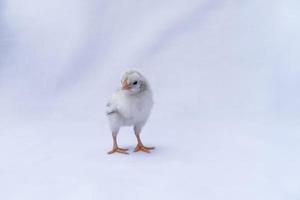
[122,80,130,90]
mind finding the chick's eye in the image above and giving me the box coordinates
[133,81,138,85]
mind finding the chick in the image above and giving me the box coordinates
[106,70,154,154]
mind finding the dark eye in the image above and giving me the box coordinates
[133,81,138,85]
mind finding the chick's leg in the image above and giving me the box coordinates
[133,127,155,153]
[108,134,129,154]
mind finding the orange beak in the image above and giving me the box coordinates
[122,79,130,90]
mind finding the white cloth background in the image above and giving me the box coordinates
[0,0,300,199]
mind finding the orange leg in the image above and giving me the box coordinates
[133,128,155,153]
[107,135,129,154]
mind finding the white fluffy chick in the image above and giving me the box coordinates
[106,70,154,154]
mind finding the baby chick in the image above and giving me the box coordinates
[106,70,154,154]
